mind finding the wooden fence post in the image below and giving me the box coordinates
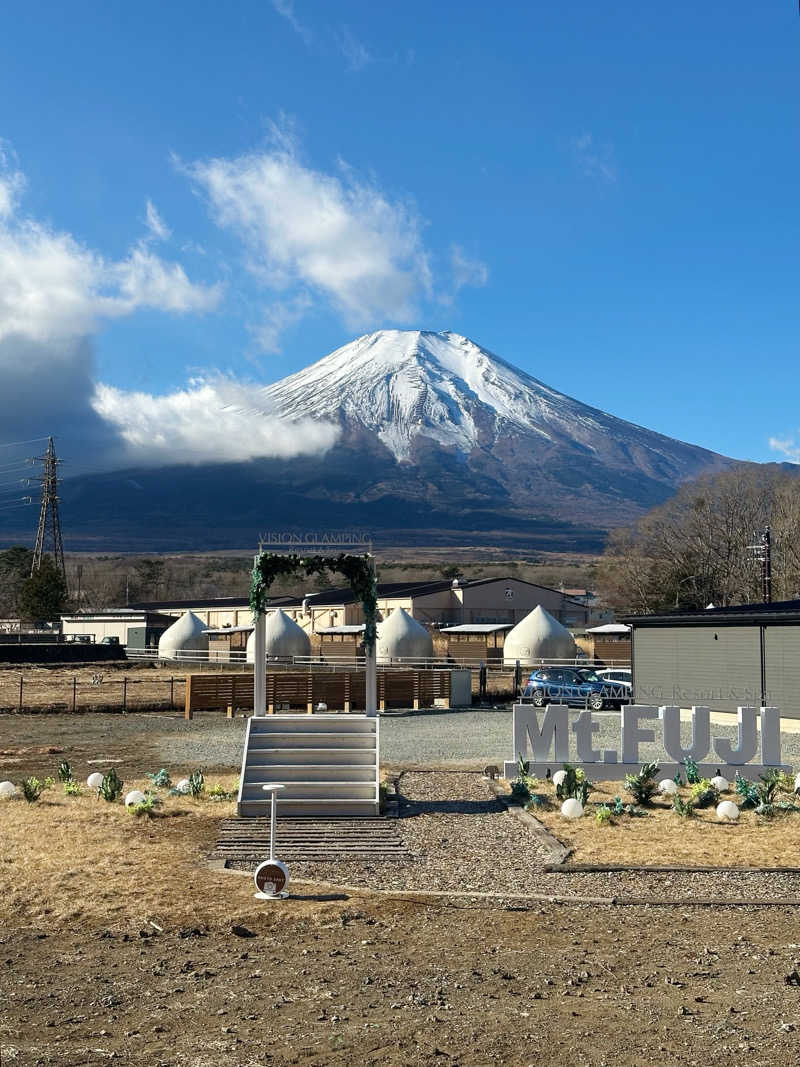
[344,672,351,714]
[170,676,174,709]
[18,674,23,713]
[184,675,193,720]
[72,676,77,713]
[307,671,313,714]
[413,671,420,711]
[122,677,127,713]
[378,670,386,712]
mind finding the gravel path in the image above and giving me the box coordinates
[285,770,800,903]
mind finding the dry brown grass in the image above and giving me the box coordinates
[0,774,272,930]
[528,778,800,867]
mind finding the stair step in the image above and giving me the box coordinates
[246,752,377,769]
[238,799,380,817]
[250,717,376,733]
[242,783,376,801]
[241,765,376,782]
[248,734,376,749]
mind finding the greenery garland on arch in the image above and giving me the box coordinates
[249,552,378,651]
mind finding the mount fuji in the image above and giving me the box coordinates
[12,330,734,551]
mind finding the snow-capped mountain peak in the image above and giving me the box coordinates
[266,328,618,461]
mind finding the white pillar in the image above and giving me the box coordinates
[253,612,266,717]
[365,643,377,717]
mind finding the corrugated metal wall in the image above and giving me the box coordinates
[633,626,762,710]
[763,628,800,718]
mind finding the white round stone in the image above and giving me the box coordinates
[658,779,678,796]
[716,800,739,821]
[174,778,191,794]
[124,790,147,807]
[710,775,729,792]
[552,770,567,788]
[87,772,104,790]
[794,772,800,792]
[0,781,17,799]
[560,798,583,819]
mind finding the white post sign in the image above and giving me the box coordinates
[504,704,789,780]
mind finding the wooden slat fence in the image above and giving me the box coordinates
[184,669,453,719]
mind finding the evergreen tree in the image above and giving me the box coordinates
[0,546,35,616]
[18,556,69,623]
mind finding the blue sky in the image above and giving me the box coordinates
[1,0,799,469]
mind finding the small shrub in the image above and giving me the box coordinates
[100,768,124,803]
[595,804,613,826]
[128,792,159,817]
[690,779,720,809]
[524,793,546,810]
[510,779,530,802]
[188,770,205,798]
[21,777,43,803]
[612,795,625,815]
[556,764,592,805]
[57,760,73,783]
[735,774,760,809]
[43,776,55,790]
[673,770,683,786]
[208,783,238,801]
[146,769,172,788]
[63,780,82,797]
[684,757,700,785]
[672,793,695,818]
[624,762,660,806]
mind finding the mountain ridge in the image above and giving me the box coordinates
[0,329,736,551]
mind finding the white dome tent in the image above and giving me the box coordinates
[246,609,311,662]
[376,607,433,663]
[503,605,576,665]
[158,611,209,660]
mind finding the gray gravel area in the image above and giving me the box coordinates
[153,707,800,773]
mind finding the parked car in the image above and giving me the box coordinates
[522,667,630,710]
[596,668,632,696]
[100,636,120,646]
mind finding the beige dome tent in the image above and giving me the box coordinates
[246,609,311,661]
[503,605,576,665]
[158,611,209,660]
[376,607,433,663]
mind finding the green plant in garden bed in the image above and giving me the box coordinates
[672,793,695,818]
[63,780,81,797]
[100,768,124,803]
[146,769,172,788]
[595,804,613,826]
[624,762,660,805]
[555,764,592,805]
[510,757,538,803]
[128,792,159,817]
[57,760,73,783]
[689,778,720,809]
[684,757,701,785]
[208,783,238,801]
[21,777,42,803]
[188,769,205,797]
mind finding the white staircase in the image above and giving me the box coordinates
[237,714,380,818]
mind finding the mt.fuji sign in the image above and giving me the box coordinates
[503,704,789,780]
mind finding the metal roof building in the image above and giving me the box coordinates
[626,600,800,717]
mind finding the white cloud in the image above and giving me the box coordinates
[572,133,617,184]
[270,0,313,45]
[337,27,373,71]
[145,199,171,241]
[450,244,489,294]
[186,131,433,342]
[251,292,313,354]
[769,436,800,463]
[0,140,24,219]
[92,377,340,466]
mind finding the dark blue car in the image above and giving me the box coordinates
[523,667,629,710]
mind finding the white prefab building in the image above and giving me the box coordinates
[628,600,800,718]
[503,605,577,665]
[60,610,174,648]
[158,611,209,660]
[376,607,434,662]
[245,609,311,662]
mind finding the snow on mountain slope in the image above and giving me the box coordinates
[265,329,720,475]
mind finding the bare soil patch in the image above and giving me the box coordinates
[4,713,800,1063]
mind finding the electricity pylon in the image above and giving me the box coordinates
[30,436,66,583]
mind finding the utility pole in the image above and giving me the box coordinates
[748,525,772,604]
[30,436,66,585]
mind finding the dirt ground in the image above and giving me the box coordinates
[4,713,800,1065]
[0,663,188,715]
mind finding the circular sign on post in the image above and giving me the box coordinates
[254,859,289,900]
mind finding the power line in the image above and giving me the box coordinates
[0,436,50,450]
